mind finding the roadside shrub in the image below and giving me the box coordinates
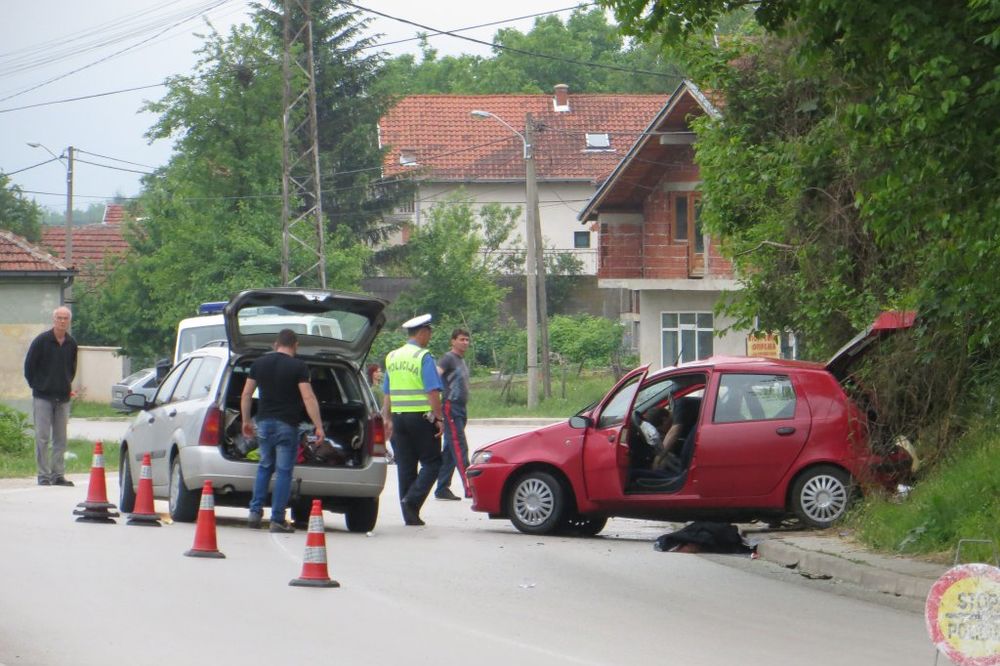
[0,405,33,455]
[851,415,1000,560]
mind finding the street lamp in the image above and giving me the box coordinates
[27,142,75,277]
[470,110,551,406]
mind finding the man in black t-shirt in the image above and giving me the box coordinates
[240,329,324,533]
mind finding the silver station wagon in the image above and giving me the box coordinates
[118,288,389,531]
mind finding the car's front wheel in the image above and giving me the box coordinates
[507,470,566,535]
[345,497,379,533]
[169,456,199,523]
[791,465,852,528]
[119,445,136,513]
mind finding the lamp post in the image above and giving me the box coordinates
[27,143,74,274]
[470,110,551,407]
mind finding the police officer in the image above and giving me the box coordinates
[382,314,443,526]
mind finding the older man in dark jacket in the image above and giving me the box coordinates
[24,306,78,487]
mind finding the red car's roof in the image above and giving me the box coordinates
[649,355,825,379]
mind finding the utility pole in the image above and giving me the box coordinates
[64,146,74,303]
[523,116,540,409]
[280,0,326,288]
[526,115,551,398]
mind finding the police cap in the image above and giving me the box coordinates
[402,313,433,332]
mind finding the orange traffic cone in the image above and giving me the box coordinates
[73,441,120,524]
[126,453,160,526]
[184,481,225,559]
[289,499,339,588]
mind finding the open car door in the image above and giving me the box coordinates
[581,365,649,501]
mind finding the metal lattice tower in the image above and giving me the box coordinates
[281,0,326,287]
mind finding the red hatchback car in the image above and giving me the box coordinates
[467,312,915,536]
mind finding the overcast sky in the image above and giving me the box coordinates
[1,0,593,213]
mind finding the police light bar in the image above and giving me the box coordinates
[197,301,227,315]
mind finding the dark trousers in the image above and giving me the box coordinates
[391,412,442,511]
[437,401,469,495]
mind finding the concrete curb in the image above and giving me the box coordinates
[756,537,944,602]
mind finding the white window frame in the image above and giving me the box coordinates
[660,311,714,366]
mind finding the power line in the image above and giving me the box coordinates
[366,3,597,51]
[73,158,154,175]
[340,0,681,81]
[3,157,61,177]
[75,149,159,170]
[0,83,166,114]
[0,0,231,104]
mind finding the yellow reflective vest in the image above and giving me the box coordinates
[386,343,431,412]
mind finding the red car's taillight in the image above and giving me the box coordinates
[367,415,387,457]
[198,408,221,446]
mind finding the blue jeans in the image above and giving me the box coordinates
[249,419,298,523]
[437,402,469,495]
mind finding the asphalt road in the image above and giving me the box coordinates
[0,421,949,666]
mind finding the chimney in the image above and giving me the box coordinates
[553,84,570,112]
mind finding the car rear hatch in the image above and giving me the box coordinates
[825,311,916,382]
[224,288,387,364]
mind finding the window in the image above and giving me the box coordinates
[714,374,796,423]
[573,231,591,248]
[171,358,204,402]
[585,133,611,150]
[661,312,713,366]
[154,359,190,406]
[597,374,642,429]
[399,150,417,166]
[672,192,703,252]
[396,196,415,214]
[187,357,221,401]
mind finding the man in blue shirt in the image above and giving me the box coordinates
[382,314,444,526]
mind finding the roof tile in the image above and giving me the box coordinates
[380,91,667,183]
[0,230,69,272]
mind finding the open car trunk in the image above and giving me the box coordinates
[220,356,375,468]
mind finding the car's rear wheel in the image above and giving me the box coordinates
[169,456,199,523]
[118,445,136,513]
[791,465,852,528]
[507,470,566,535]
[345,497,379,533]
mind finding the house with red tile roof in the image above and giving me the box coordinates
[0,230,75,413]
[41,203,131,286]
[379,85,667,274]
[578,80,749,369]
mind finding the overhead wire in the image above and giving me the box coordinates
[0,0,233,103]
[339,0,681,81]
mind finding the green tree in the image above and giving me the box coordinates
[376,8,681,95]
[392,195,513,331]
[78,12,373,362]
[0,174,42,242]
[603,0,1000,455]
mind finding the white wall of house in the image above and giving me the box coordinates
[638,289,746,370]
[0,280,68,416]
[75,346,128,404]
[398,180,599,274]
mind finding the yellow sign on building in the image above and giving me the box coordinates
[746,333,780,358]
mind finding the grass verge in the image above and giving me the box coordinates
[0,439,120,479]
[466,370,615,418]
[71,401,127,419]
[850,418,999,562]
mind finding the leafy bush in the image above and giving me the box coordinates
[0,405,33,455]
[549,314,626,372]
